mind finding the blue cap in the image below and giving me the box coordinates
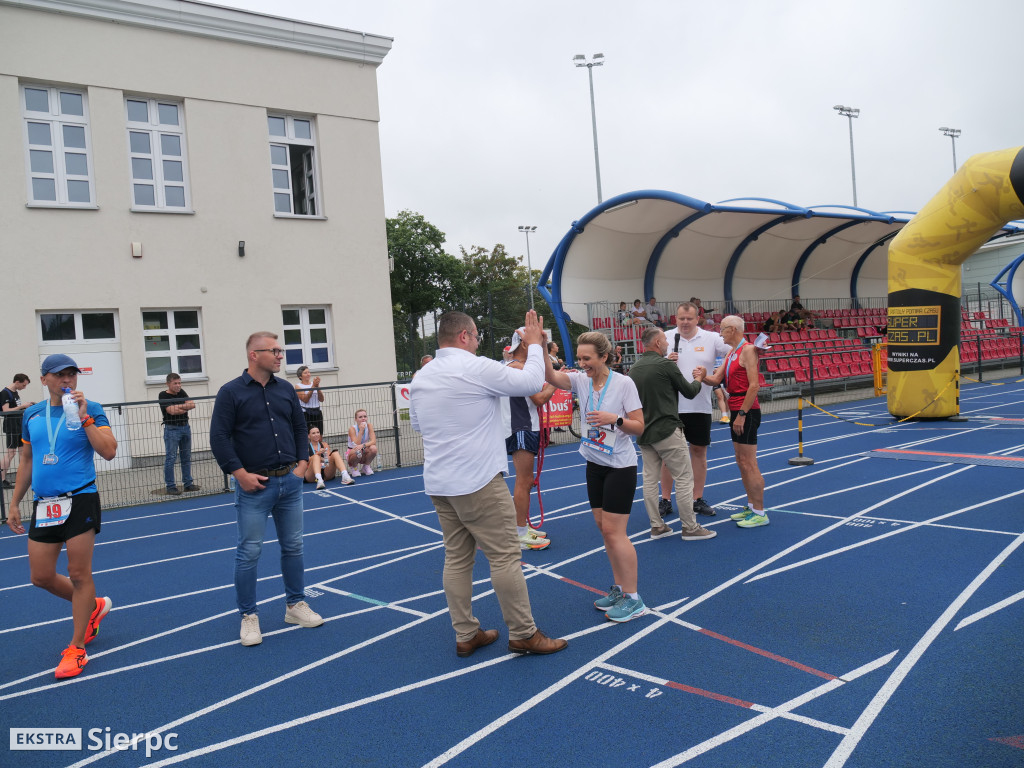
[40,354,82,376]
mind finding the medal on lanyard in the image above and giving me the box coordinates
[587,376,610,440]
[43,400,66,465]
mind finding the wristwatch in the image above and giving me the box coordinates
[738,410,749,417]
[615,417,624,427]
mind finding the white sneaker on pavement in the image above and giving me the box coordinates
[361,464,374,476]
[284,600,324,628]
[240,613,262,646]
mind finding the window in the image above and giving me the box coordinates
[39,311,117,343]
[142,310,204,379]
[126,98,191,211]
[268,114,320,216]
[22,84,95,206]
[282,306,332,369]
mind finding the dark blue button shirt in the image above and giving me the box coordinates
[210,370,307,474]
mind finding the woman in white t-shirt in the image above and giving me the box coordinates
[545,331,647,624]
[346,409,378,477]
[295,366,325,434]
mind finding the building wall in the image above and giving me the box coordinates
[0,1,396,406]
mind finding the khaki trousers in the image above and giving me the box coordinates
[429,473,537,642]
[640,428,699,532]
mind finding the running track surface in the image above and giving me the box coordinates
[2,381,1023,768]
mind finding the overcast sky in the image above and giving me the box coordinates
[220,0,1024,271]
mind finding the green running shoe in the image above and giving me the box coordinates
[736,511,769,528]
[594,585,623,611]
[730,507,752,521]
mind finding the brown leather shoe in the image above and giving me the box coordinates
[455,628,499,658]
[507,629,568,655]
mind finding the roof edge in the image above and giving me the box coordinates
[0,0,393,64]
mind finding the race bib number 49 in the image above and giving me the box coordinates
[35,496,72,528]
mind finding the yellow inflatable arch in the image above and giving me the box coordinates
[888,146,1024,418]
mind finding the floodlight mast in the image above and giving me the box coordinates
[574,53,605,204]
[833,104,860,207]
[518,225,537,310]
[939,127,961,173]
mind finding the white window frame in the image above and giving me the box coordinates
[141,309,206,382]
[125,97,192,212]
[268,113,322,217]
[38,311,119,345]
[22,84,96,207]
[282,306,334,371]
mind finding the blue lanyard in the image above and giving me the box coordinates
[724,340,747,392]
[588,373,612,415]
[44,400,67,458]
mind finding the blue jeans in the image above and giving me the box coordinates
[163,424,193,490]
[234,472,306,615]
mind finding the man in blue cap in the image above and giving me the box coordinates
[7,354,117,679]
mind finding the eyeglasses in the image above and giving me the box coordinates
[464,331,479,340]
[254,348,285,357]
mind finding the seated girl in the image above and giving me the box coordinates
[305,426,355,488]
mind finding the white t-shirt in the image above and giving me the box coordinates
[566,370,642,468]
[297,382,322,410]
[663,327,732,413]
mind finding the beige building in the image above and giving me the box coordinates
[0,0,396,408]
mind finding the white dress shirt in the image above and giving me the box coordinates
[410,344,545,496]
[663,327,732,413]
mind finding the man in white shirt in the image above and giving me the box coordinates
[661,302,732,518]
[411,310,567,659]
[645,297,667,329]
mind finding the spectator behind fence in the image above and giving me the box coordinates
[645,297,668,329]
[305,425,354,489]
[159,373,198,495]
[614,301,630,327]
[0,373,33,489]
[347,409,378,477]
[7,354,117,679]
[295,366,324,434]
[690,297,708,327]
[630,299,654,327]
[547,341,564,370]
[210,331,323,648]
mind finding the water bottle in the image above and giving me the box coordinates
[62,387,81,431]
[376,455,383,472]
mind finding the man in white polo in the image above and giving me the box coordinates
[661,301,732,518]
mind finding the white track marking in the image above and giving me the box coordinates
[954,588,1024,631]
[596,661,848,735]
[822,532,1024,768]
[748,484,1024,583]
[649,652,898,767]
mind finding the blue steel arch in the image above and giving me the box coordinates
[991,251,1024,326]
[790,214,898,299]
[722,212,810,311]
[848,232,900,306]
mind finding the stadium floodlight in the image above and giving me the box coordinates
[939,127,961,173]
[833,105,860,207]
[518,225,538,310]
[574,53,606,204]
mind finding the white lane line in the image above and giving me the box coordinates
[119,621,621,768]
[823,532,1024,768]
[954,588,1024,631]
[0,543,444,693]
[314,584,431,618]
[748,484,1024,583]
[649,652,898,767]
[420,498,909,767]
[595,661,849,735]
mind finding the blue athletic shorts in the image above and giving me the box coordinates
[505,430,540,456]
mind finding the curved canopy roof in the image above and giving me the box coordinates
[538,189,1023,352]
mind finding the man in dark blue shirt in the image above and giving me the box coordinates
[210,331,323,647]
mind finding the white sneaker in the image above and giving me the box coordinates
[361,464,374,476]
[315,479,326,490]
[240,613,262,646]
[518,530,550,550]
[284,600,324,628]
[340,471,355,485]
[350,468,361,477]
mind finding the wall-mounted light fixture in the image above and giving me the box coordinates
[131,242,142,258]
[238,241,245,257]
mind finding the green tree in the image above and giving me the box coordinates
[387,211,467,373]
[458,244,547,360]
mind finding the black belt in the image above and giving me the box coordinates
[247,462,297,477]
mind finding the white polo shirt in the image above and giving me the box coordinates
[663,327,732,414]
[410,344,545,496]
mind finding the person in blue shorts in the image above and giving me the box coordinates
[7,354,117,679]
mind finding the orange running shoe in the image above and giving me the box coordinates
[55,644,88,679]
[85,596,112,645]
